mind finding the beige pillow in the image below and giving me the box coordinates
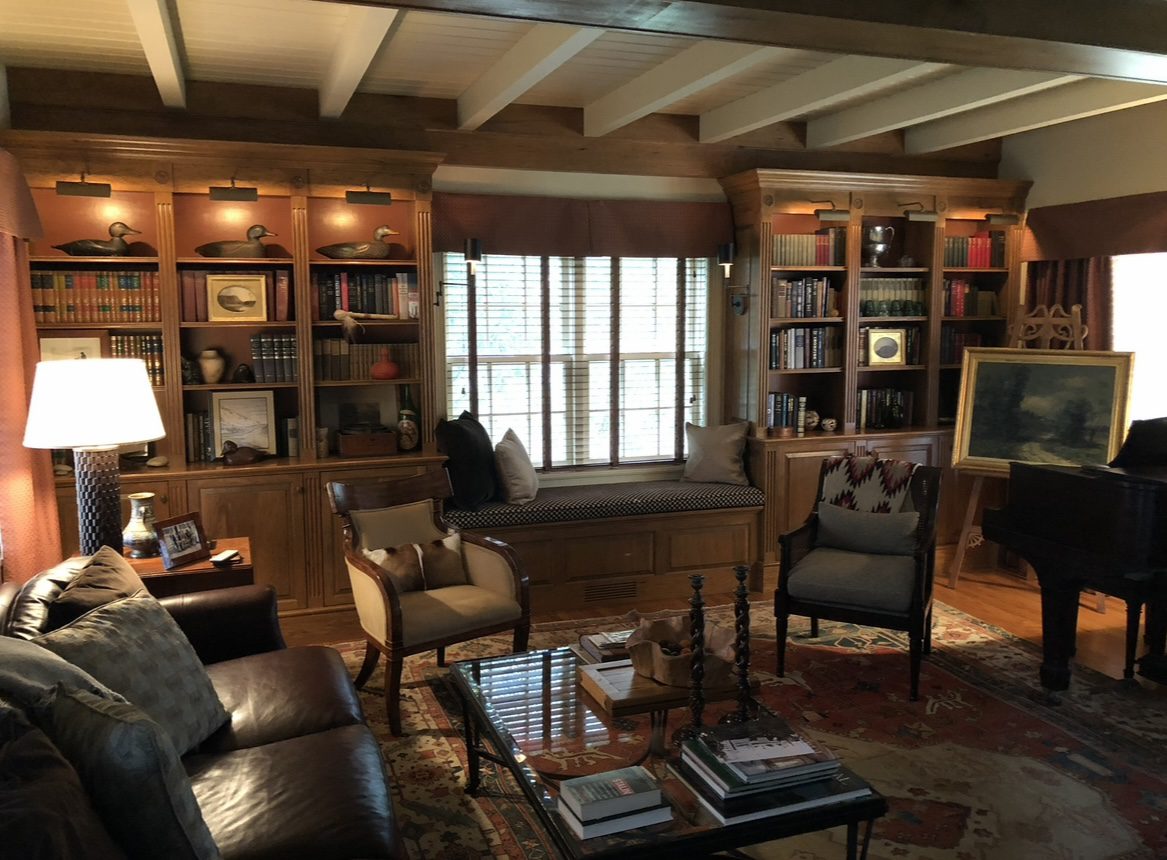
[494,428,538,504]
[682,422,749,485]
[362,544,425,592]
[419,533,468,589]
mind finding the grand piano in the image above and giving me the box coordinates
[981,418,1167,694]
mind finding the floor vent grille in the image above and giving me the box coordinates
[583,580,638,602]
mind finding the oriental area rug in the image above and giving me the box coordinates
[331,602,1167,860]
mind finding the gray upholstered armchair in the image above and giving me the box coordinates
[327,470,530,734]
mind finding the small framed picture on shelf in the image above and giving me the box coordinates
[155,512,211,570]
[38,331,110,361]
[211,390,277,457]
[867,328,906,366]
[206,274,268,322]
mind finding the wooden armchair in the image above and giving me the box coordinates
[327,470,530,734]
[775,455,942,701]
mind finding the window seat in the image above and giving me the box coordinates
[446,480,765,612]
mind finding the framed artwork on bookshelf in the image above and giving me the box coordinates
[953,348,1133,475]
[207,274,268,322]
[38,331,109,361]
[867,329,905,366]
[155,511,211,570]
[211,390,277,455]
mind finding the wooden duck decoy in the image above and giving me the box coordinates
[195,224,276,258]
[52,221,140,256]
[315,225,402,260]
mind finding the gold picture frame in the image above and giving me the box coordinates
[206,273,268,322]
[211,390,277,457]
[953,347,1133,476]
[867,328,905,365]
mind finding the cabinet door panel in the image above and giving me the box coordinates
[858,433,939,466]
[187,474,307,611]
[56,480,174,558]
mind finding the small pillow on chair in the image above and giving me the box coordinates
[816,503,920,556]
[419,534,468,589]
[682,422,749,485]
[363,544,425,592]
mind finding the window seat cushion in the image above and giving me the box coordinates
[444,480,764,530]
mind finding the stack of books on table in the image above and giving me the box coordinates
[557,765,673,839]
[676,715,872,824]
[577,628,635,663]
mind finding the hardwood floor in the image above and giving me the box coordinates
[281,546,1132,680]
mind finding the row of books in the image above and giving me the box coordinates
[313,272,419,321]
[858,277,926,317]
[768,327,842,370]
[313,339,421,381]
[672,715,870,825]
[771,228,846,267]
[940,329,984,364]
[857,387,913,431]
[857,325,921,366]
[942,279,1000,317]
[180,269,293,322]
[770,276,839,319]
[557,765,671,839]
[247,334,299,384]
[943,233,1006,268]
[183,411,216,463]
[111,334,164,386]
[766,392,807,432]
[31,270,161,323]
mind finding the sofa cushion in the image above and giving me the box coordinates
[682,421,749,485]
[3,558,88,640]
[815,503,920,556]
[47,547,146,629]
[36,595,229,755]
[0,636,120,708]
[35,686,221,860]
[0,699,127,860]
[494,428,538,504]
[398,584,522,648]
[435,411,497,511]
[787,547,916,613]
[362,544,424,593]
[186,724,397,860]
[197,647,364,754]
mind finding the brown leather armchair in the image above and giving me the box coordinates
[327,470,530,735]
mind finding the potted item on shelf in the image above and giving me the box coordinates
[370,347,400,380]
[122,491,159,558]
[397,387,420,452]
[196,224,275,258]
[315,225,405,260]
[52,221,140,257]
[231,363,256,383]
[199,349,228,384]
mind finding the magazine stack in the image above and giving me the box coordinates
[557,765,673,839]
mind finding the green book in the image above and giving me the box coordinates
[558,765,660,822]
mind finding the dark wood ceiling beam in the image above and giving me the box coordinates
[327,0,1167,83]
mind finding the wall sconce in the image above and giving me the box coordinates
[209,178,259,202]
[465,238,483,275]
[56,172,112,198]
[345,184,392,206]
[809,200,850,222]
[900,201,939,222]
[984,212,1020,227]
[717,242,735,277]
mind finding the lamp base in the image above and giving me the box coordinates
[74,447,123,555]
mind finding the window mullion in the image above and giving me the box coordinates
[675,257,686,461]
[467,260,479,417]
[610,257,620,466]
[540,256,552,470]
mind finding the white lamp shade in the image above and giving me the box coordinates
[24,359,166,450]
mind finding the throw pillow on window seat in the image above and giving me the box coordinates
[435,411,498,511]
[494,428,538,504]
[681,421,749,485]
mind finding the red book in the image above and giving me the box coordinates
[340,272,350,312]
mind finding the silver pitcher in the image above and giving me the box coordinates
[863,225,895,267]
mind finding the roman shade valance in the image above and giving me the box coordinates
[1022,190,1167,261]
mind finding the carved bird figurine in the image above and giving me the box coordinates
[52,221,140,256]
[315,225,402,260]
[195,224,276,258]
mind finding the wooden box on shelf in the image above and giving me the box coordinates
[337,429,398,457]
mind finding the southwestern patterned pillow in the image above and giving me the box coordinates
[819,455,918,513]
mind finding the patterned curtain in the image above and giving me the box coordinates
[1025,256,1113,350]
[0,147,60,583]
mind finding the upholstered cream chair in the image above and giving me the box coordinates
[327,470,530,735]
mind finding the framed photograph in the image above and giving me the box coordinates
[867,328,906,365]
[39,330,109,361]
[155,512,211,570]
[206,274,268,322]
[953,348,1133,476]
[211,390,277,456]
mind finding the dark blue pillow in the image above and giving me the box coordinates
[435,411,498,511]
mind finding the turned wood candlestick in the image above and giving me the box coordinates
[671,574,706,746]
[720,564,756,724]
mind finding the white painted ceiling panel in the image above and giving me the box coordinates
[0,0,149,75]
[176,0,347,88]
[664,49,834,115]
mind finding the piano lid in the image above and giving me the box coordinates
[1109,416,1167,469]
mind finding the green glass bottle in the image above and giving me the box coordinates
[398,385,420,452]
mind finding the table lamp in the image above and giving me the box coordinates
[23,358,165,555]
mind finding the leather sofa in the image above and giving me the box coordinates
[0,560,404,860]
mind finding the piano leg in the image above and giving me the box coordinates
[1035,567,1082,694]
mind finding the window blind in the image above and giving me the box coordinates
[445,252,708,468]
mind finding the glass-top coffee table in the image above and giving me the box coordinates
[450,647,886,859]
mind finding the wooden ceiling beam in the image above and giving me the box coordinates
[125,0,187,108]
[906,78,1167,152]
[319,5,401,119]
[457,23,601,130]
[584,41,782,137]
[309,0,1167,84]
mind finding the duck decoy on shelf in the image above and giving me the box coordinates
[195,224,276,258]
[315,225,403,260]
[52,222,140,256]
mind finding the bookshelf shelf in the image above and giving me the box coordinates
[770,316,844,325]
[769,265,847,273]
[37,322,162,331]
[183,382,299,391]
[309,259,419,267]
[315,378,422,388]
[857,364,927,372]
[29,256,160,264]
[180,321,297,329]
[312,319,419,328]
[176,257,292,265]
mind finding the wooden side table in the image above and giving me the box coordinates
[127,536,254,598]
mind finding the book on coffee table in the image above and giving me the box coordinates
[558,765,661,821]
[675,763,872,825]
[557,800,673,839]
[578,629,635,663]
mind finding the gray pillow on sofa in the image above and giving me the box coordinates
[816,502,920,555]
[0,636,121,709]
[35,595,228,756]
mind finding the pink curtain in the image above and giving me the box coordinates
[0,147,59,583]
